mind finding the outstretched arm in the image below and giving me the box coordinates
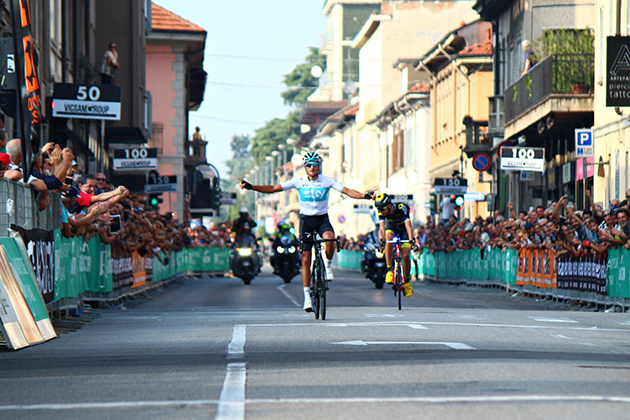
[341,187,374,200]
[238,177,282,194]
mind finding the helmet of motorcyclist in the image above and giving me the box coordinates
[277,219,291,232]
[374,193,392,211]
[302,151,322,166]
[239,207,249,217]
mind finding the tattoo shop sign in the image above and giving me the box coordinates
[52,83,122,120]
[607,36,630,107]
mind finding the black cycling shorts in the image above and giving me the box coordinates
[384,222,411,247]
[299,213,334,252]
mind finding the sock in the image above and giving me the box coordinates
[303,287,310,300]
[387,265,392,271]
[325,257,333,268]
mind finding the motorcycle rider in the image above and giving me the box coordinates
[232,207,257,247]
[270,219,300,274]
[374,193,417,297]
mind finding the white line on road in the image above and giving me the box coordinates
[246,321,630,333]
[550,334,573,339]
[216,362,247,420]
[407,324,428,330]
[4,395,630,411]
[331,341,476,350]
[227,325,246,359]
[278,284,300,307]
[529,317,579,323]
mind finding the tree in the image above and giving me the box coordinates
[225,134,255,220]
[281,47,325,106]
[249,112,299,165]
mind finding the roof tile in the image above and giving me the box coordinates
[152,2,206,33]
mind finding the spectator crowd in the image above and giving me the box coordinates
[410,191,630,262]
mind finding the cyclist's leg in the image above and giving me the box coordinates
[300,250,312,288]
[384,230,394,283]
[398,230,413,296]
[299,215,317,311]
[318,215,336,280]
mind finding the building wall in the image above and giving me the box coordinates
[593,1,630,206]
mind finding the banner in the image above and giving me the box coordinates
[516,248,556,288]
[11,225,55,303]
[556,251,607,293]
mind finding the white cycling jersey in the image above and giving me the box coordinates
[281,175,343,216]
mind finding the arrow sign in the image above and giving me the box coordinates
[331,341,475,350]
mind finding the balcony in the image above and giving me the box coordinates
[503,54,594,139]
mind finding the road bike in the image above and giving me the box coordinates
[383,236,411,310]
[301,235,340,320]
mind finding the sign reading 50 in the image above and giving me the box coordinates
[76,85,102,101]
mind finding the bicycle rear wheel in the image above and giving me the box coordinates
[311,267,319,319]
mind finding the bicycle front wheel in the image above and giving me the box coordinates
[318,258,327,320]
[396,263,403,310]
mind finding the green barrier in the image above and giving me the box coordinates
[337,250,363,270]
[418,248,517,285]
[607,247,630,299]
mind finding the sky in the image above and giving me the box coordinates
[154,0,327,179]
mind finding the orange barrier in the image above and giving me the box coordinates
[516,248,556,288]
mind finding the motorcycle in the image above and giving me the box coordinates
[271,234,301,283]
[230,235,261,285]
[361,241,387,289]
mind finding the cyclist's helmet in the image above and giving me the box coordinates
[374,193,392,210]
[303,151,322,166]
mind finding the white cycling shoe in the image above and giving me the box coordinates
[325,267,334,281]
[303,298,313,312]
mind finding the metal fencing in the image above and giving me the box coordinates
[0,179,61,236]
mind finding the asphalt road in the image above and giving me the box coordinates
[1,264,630,420]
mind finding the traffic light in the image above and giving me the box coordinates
[149,194,163,208]
[452,194,465,208]
[211,185,222,209]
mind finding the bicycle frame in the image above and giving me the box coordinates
[301,235,340,320]
[384,236,410,310]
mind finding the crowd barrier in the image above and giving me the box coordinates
[333,246,630,310]
[6,226,231,311]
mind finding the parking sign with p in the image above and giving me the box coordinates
[575,128,593,158]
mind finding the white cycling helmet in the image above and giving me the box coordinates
[302,151,322,165]
[239,207,248,213]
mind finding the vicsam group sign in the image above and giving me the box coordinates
[500,146,545,172]
[52,83,122,120]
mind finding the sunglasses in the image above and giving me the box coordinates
[95,178,107,181]
[305,163,319,168]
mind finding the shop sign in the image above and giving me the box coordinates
[607,36,630,107]
[500,147,545,172]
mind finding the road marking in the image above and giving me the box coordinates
[246,321,630,333]
[278,284,300,307]
[529,317,578,323]
[550,334,572,339]
[331,341,475,350]
[407,324,428,330]
[216,362,247,420]
[227,325,246,359]
[365,314,405,318]
[3,395,630,410]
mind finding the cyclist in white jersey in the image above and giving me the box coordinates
[239,151,374,312]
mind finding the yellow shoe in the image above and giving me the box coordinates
[385,271,394,284]
[403,282,413,297]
